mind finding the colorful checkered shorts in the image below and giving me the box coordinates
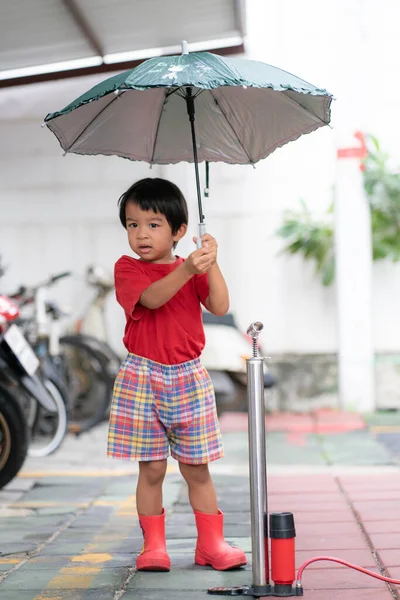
[107,353,224,464]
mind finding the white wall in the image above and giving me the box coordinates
[0,0,400,357]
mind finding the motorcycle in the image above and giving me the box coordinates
[0,294,60,489]
[202,312,276,414]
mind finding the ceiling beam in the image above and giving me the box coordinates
[61,0,104,58]
[0,43,245,89]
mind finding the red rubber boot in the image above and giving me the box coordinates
[136,508,171,571]
[194,509,247,570]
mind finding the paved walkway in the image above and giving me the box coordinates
[0,410,400,599]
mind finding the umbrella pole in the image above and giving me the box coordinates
[185,87,206,249]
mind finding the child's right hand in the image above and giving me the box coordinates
[184,247,216,275]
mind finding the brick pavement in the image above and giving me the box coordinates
[0,410,399,599]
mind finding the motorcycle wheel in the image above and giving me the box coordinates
[59,336,114,434]
[28,379,68,458]
[0,387,29,489]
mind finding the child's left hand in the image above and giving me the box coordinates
[193,234,218,265]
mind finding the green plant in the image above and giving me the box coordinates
[276,135,400,285]
[276,199,335,286]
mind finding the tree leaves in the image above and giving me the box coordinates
[276,135,400,285]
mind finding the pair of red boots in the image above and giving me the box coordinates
[136,508,247,571]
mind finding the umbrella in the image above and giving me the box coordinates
[44,41,333,243]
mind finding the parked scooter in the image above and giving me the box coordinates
[0,294,60,488]
[202,312,276,414]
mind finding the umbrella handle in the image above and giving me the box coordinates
[196,223,207,249]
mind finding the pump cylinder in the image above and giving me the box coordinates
[270,512,296,595]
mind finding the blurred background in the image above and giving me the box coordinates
[1,0,400,420]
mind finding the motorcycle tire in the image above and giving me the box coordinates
[58,336,114,434]
[28,379,68,458]
[0,386,29,489]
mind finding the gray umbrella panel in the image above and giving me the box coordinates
[46,85,331,166]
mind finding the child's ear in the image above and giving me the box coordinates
[173,223,187,243]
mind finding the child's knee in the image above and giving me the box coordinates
[139,459,167,486]
[179,462,211,485]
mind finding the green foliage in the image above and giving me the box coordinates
[276,135,400,285]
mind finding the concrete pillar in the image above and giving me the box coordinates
[335,132,375,412]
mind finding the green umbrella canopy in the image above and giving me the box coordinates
[44,50,333,166]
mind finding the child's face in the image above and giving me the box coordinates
[125,201,187,263]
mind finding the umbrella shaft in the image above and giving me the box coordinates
[185,88,204,224]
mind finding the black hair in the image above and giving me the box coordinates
[118,178,188,234]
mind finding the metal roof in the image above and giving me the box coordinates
[0,0,246,87]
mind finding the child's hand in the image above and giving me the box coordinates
[192,234,218,266]
[185,236,218,275]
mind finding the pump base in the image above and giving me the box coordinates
[207,584,303,597]
[207,584,272,597]
[273,583,303,596]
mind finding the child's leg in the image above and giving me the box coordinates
[179,461,246,570]
[136,459,170,572]
[136,459,168,516]
[179,462,218,514]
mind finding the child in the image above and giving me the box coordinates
[107,177,246,572]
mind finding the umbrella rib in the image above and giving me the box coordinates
[150,89,168,166]
[64,93,122,153]
[282,91,331,125]
[210,90,253,164]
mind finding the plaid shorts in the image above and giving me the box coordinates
[107,353,224,464]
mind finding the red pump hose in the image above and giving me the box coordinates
[296,556,400,586]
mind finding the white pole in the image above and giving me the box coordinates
[335,132,375,412]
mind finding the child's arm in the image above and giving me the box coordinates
[196,234,229,317]
[205,262,230,316]
[140,248,214,310]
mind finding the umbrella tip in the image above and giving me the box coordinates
[181,40,189,55]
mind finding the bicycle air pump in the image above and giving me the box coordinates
[208,321,301,598]
[206,322,400,597]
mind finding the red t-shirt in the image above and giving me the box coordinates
[114,255,210,365]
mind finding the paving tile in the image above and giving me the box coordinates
[127,563,251,591]
[268,493,345,503]
[363,520,400,535]
[353,500,400,512]
[37,540,91,554]
[367,533,400,550]
[23,552,135,570]
[377,549,400,567]
[122,592,211,600]
[0,508,35,517]
[268,475,339,493]
[300,567,388,589]
[0,593,52,600]
[338,476,400,491]
[0,490,27,503]
[295,548,377,569]
[287,510,355,523]
[299,588,392,599]
[355,508,400,522]
[0,591,122,599]
[343,490,400,501]
[0,568,58,590]
[0,542,37,555]
[0,566,130,592]
[295,532,367,552]
[268,499,349,512]
[385,565,400,581]
[295,522,362,536]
